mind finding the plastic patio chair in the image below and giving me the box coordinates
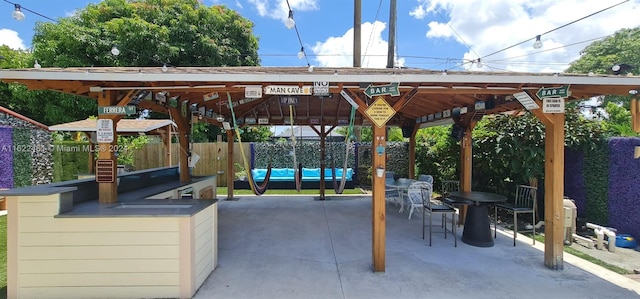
[406,181,430,220]
[494,185,538,246]
[418,174,433,184]
[385,171,401,207]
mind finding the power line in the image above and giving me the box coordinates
[426,0,481,60]
[480,0,629,60]
[362,0,384,68]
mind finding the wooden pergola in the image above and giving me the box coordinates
[2,66,638,272]
[49,118,176,172]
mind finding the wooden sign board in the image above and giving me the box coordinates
[364,97,396,128]
[95,159,115,183]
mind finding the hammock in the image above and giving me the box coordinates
[227,93,273,195]
[331,106,356,194]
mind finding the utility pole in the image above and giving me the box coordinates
[386,0,397,68]
[354,0,361,67]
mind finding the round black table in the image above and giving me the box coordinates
[449,191,507,247]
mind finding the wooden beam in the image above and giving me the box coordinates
[372,124,386,272]
[531,108,565,270]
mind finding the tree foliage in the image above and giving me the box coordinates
[414,125,459,191]
[1,46,97,124]
[566,28,640,76]
[565,27,640,136]
[471,109,606,193]
[32,0,259,68]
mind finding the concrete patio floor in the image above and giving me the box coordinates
[194,195,640,299]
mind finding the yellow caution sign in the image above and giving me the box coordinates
[365,96,396,128]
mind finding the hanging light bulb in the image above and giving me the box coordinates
[12,4,25,21]
[285,10,295,29]
[297,47,305,60]
[33,60,41,69]
[110,45,120,56]
[533,35,542,49]
[308,65,314,72]
[161,63,168,73]
[476,58,483,69]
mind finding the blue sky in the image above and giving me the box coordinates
[1,0,640,72]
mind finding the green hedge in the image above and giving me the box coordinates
[583,139,609,225]
[52,141,90,182]
[12,128,32,188]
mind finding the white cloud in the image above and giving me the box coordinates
[311,21,405,68]
[410,0,640,72]
[247,0,318,23]
[0,29,26,50]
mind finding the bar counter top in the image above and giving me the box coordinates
[0,167,218,218]
[57,177,218,218]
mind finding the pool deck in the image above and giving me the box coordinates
[193,195,640,299]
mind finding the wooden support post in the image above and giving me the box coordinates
[372,125,386,272]
[97,91,118,204]
[319,125,326,200]
[632,98,640,133]
[408,126,417,179]
[531,104,565,270]
[84,132,95,174]
[458,117,477,224]
[227,129,234,200]
[168,107,190,182]
[163,124,172,167]
[543,113,565,270]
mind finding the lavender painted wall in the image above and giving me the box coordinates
[607,137,640,240]
[564,148,587,217]
[0,127,14,188]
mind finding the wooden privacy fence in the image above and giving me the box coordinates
[133,142,249,187]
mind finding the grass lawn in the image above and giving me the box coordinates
[0,215,6,299]
[529,233,631,275]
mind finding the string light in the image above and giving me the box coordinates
[161,63,168,72]
[4,0,56,21]
[481,0,629,61]
[533,35,542,49]
[11,3,24,20]
[110,45,120,56]
[285,10,295,29]
[285,0,311,70]
[476,58,483,68]
[4,1,177,70]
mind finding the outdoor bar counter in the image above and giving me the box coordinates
[2,166,218,299]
